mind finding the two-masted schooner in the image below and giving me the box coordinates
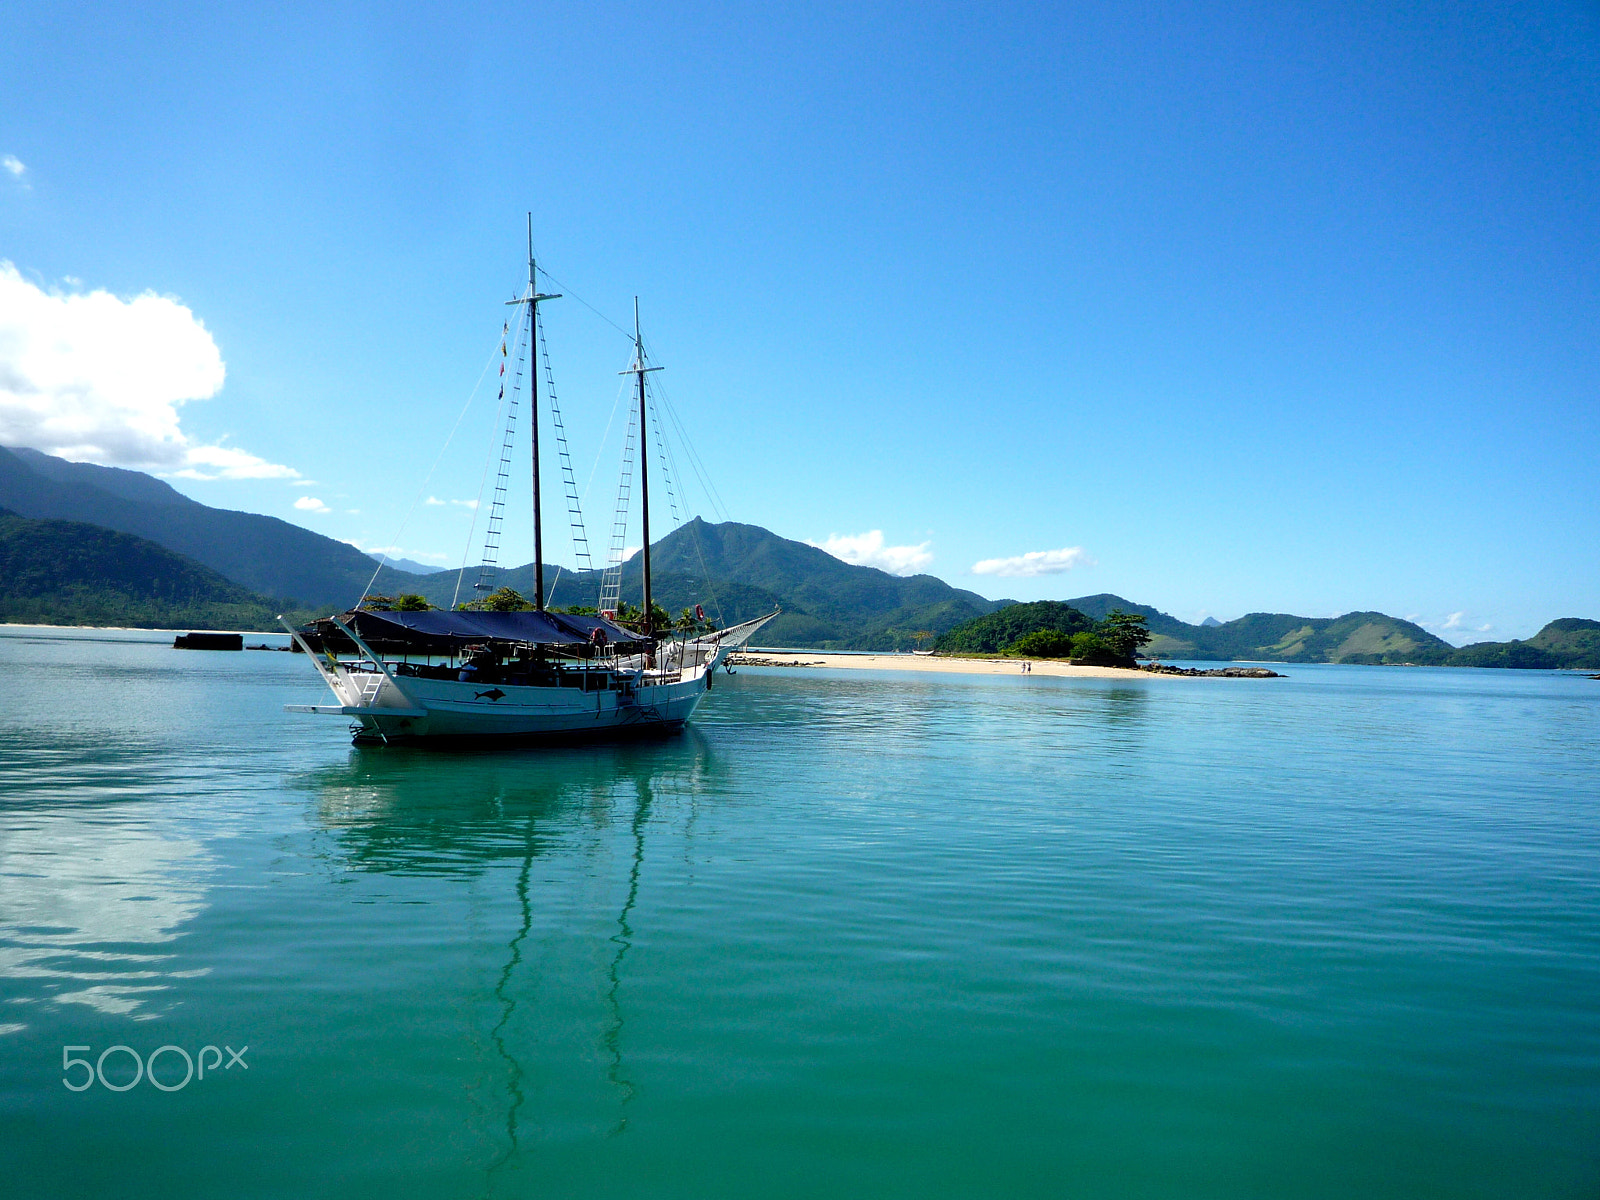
[283,223,775,745]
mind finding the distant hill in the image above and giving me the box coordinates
[636,519,1008,648]
[6,449,1593,663]
[0,446,431,608]
[936,593,1458,664]
[0,509,305,630]
[368,553,448,576]
[0,450,1003,644]
[1139,608,1455,664]
[1435,619,1600,669]
[397,519,1009,650]
[938,595,1600,669]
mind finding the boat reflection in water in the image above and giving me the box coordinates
[299,735,727,1169]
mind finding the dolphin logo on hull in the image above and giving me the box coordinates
[474,688,507,701]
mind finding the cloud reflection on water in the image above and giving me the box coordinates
[0,816,211,1025]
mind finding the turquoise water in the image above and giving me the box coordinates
[1,625,1596,1198]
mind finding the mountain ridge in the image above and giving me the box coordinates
[392,519,1009,649]
[3,449,1594,663]
[0,508,309,630]
[0,445,432,608]
[938,594,1600,668]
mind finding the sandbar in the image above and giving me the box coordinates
[733,651,1178,679]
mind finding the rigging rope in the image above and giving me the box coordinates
[535,266,634,343]
[354,319,508,610]
[452,312,525,608]
[645,376,681,527]
[472,310,530,597]
[646,373,727,627]
[598,402,638,615]
[538,305,593,607]
[360,259,738,625]
[645,358,731,523]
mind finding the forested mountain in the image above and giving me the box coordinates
[0,446,430,608]
[2,451,1006,645]
[1135,607,1454,663]
[5,449,1595,663]
[939,594,1455,663]
[399,519,1010,649]
[1433,619,1600,669]
[939,595,1599,668]
[0,509,304,629]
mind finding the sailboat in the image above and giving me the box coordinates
[283,223,777,745]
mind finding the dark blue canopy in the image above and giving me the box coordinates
[337,608,638,651]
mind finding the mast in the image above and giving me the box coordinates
[623,298,662,636]
[509,214,559,610]
[634,299,651,634]
[528,218,544,611]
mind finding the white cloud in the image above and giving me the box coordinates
[0,263,298,481]
[971,546,1093,577]
[294,495,331,514]
[427,495,478,509]
[170,441,298,481]
[806,530,934,576]
[425,496,446,506]
[2,156,24,178]
[1415,612,1495,641]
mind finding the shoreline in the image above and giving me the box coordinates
[1,621,291,637]
[730,652,1192,680]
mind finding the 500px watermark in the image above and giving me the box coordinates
[62,1044,249,1092]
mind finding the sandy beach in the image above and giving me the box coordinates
[732,651,1179,679]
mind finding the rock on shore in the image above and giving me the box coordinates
[1142,664,1284,678]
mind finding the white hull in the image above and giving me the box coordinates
[294,664,714,743]
[285,613,775,745]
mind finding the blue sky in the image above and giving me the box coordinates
[2,1,1596,640]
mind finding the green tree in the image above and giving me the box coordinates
[483,587,534,612]
[934,601,1093,654]
[673,607,718,634]
[358,593,396,611]
[393,593,432,611]
[1068,632,1119,665]
[1094,609,1151,663]
[1009,629,1075,657]
[615,599,672,635]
